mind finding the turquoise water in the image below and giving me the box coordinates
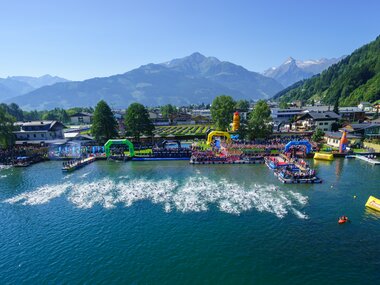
[0,159,379,284]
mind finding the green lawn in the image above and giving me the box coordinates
[352,148,368,153]
[154,124,213,136]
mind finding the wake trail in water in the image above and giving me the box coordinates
[3,183,72,205]
[3,176,309,219]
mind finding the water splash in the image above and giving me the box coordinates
[3,183,72,205]
[0,165,12,170]
[3,176,309,219]
[79,172,91,178]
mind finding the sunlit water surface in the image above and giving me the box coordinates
[0,159,379,284]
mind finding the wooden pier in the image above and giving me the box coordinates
[354,155,380,165]
[62,156,96,172]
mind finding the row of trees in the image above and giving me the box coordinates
[1,96,272,147]
[210,95,272,140]
[91,96,272,144]
[91,100,154,143]
[0,103,94,123]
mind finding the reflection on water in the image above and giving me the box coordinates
[334,157,344,179]
[1,159,380,284]
[363,207,380,221]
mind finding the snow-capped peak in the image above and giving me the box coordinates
[283,57,296,65]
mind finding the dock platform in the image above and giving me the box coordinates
[62,157,96,172]
[354,155,380,165]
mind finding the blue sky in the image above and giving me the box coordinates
[0,0,379,80]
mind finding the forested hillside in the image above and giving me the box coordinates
[273,35,380,106]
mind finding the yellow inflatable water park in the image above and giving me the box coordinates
[313,152,334,161]
[365,196,380,212]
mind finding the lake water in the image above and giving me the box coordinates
[0,159,379,284]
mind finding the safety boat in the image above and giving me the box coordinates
[338,216,348,224]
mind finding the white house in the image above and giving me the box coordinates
[13,121,66,145]
[70,112,93,124]
[293,111,340,132]
[324,131,360,148]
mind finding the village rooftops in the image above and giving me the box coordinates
[15,121,65,132]
[69,112,93,117]
[344,122,380,131]
[324,131,360,139]
[297,111,340,121]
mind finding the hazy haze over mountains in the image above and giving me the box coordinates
[5,53,283,110]
[263,56,344,87]
[0,75,68,101]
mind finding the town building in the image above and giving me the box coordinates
[271,108,304,124]
[293,111,340,132]
[191,109,212,119]
[271,105,365,125]
[172,113,194,125]
[306,106,365,122]
[63,132,95,144]
[343,123,380,139]
[69,112,93,124]
[324,131,360,148]
[358,102,373,112]
[13,121,66,145]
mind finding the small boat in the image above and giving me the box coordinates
[338,216,348,224]
[345,155,356,159]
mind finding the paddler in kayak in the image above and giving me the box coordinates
[338,216,348,224]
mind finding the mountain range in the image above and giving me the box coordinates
[2,52,345,110]
[0,75,68,101]
[263,57,343,87]
[273,35,380,106]
[5,53,284,110]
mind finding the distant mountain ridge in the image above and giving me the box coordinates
[6,53,284,110]
[9,75,69,89]
[264,56,343,87]
[272,35,380,106]
[0,75,69,101]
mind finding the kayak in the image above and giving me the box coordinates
[338,217,348,224]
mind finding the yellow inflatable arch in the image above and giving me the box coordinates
[207,131,231,145]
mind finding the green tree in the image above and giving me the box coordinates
[125,103,154,141]
[160,104,177,119]
[311,99,315,106]
[23,110,41,121]
[0,103,24,121]
[210,95,235,130]
[312,128,325,142]
[333,99,340,114]
[373,107,379,120]
[42,111,58,121]
[91,100,118,143]
[0,106,15,148]
[235,99,250,112]
[247,100,273,140]
[279,100,288,109]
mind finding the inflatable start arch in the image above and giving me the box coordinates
[284,140,312,154]
[104,139,135,158]
[207,131,231,145]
